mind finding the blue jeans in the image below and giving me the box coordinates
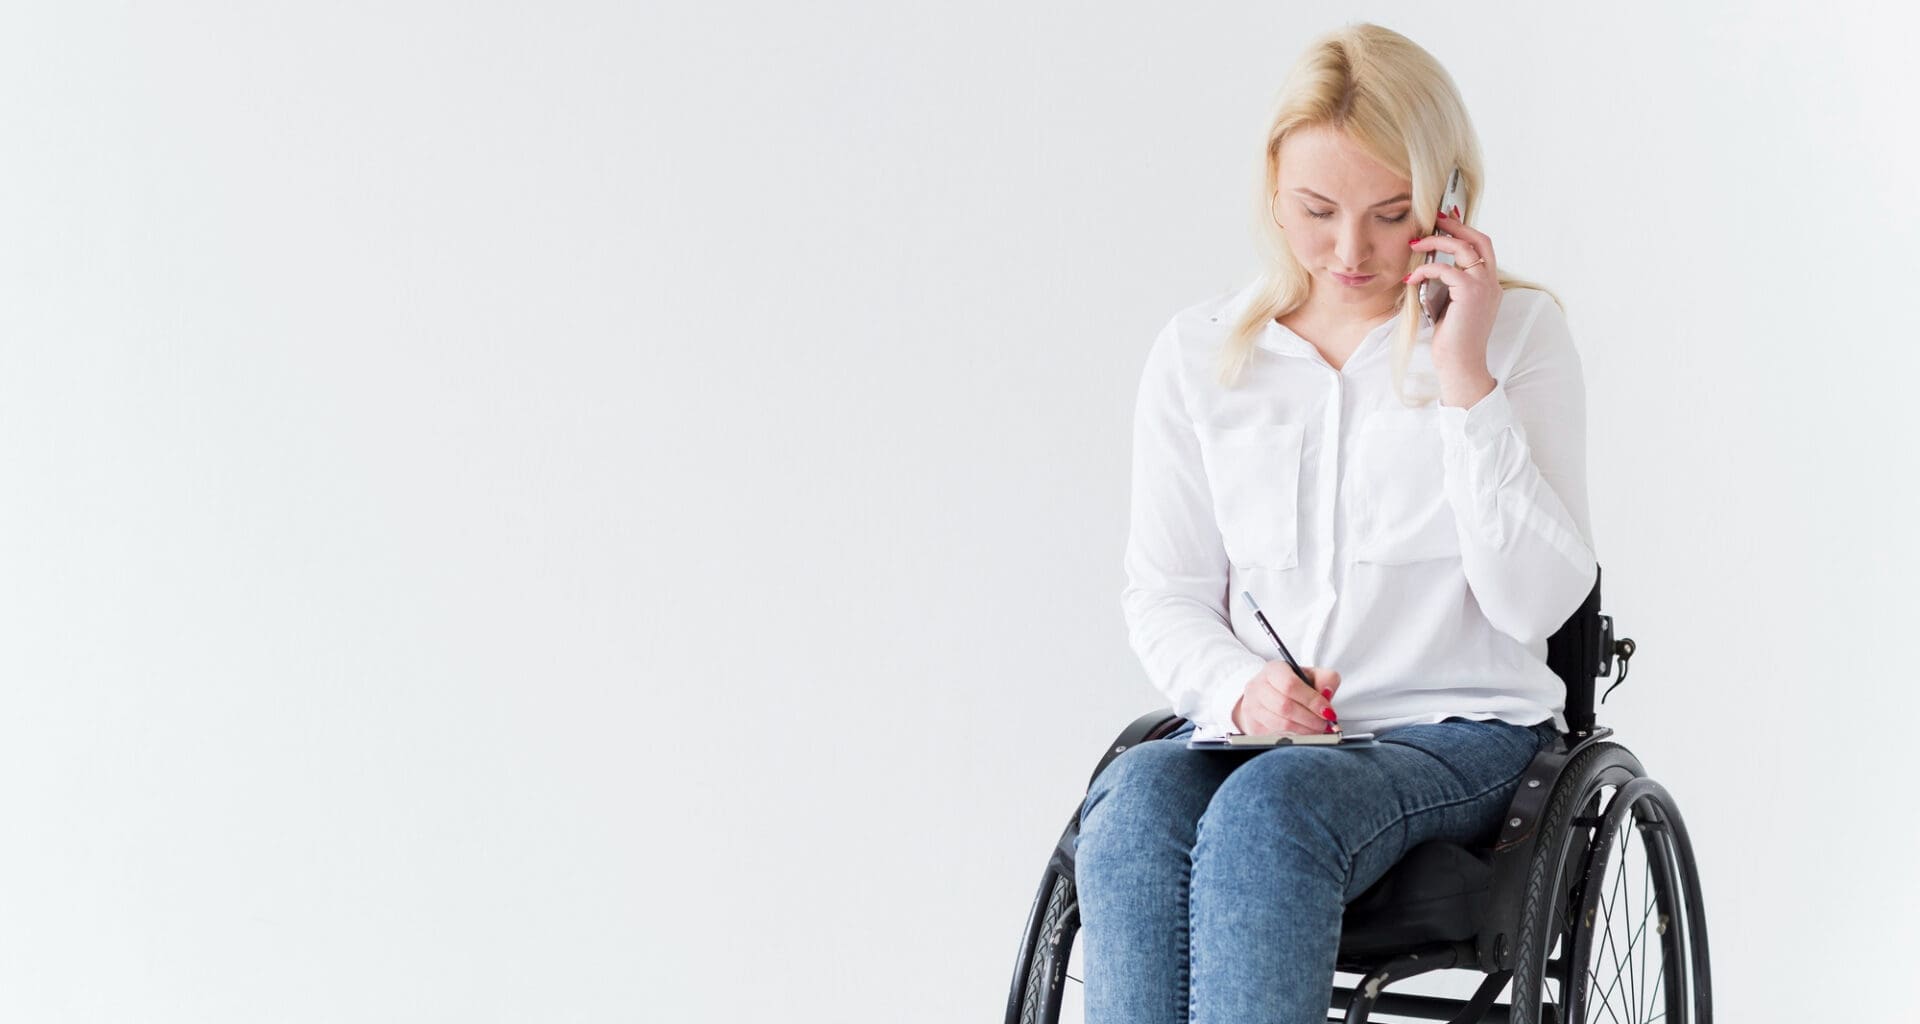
[1073,715,1561,1024]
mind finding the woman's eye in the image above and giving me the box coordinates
[1305,210,1411,224]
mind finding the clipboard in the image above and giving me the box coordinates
[1187,731,1377,751]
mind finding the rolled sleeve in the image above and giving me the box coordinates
[1437,376,1520,448]
[1435,380,1520,549]
[1200,673,1251,734]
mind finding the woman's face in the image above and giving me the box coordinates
[1273,126,1423,320]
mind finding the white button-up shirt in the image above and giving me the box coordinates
[1121,279,1597,736]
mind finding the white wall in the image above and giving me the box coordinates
[2,2,1912,1020]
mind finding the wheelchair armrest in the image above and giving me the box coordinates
[1087,708,1187,792]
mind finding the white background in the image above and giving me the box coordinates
[2,2,1913,1021]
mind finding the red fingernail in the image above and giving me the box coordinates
[1321,688,1332,699]
[1407,238,1418,246]
[1401,274,1410,283]
[1324,722,1335,733]
[1321,708,1336,721]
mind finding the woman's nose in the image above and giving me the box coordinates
[1335,222,1371,268]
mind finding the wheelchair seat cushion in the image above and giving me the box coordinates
[1337,840,1492,957]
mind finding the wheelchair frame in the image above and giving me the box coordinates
[1004,563,1712,1024]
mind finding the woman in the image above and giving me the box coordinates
[1074,23,1596,1024]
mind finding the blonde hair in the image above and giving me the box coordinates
[1216,22,1564,403]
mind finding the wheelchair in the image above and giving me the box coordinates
[1004,564,1711,1024]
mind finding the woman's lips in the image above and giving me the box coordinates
[1332,271,1375,286]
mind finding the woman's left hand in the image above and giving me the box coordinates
[1406,211,1502,405]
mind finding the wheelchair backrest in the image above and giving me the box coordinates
[1545,563,1608,739]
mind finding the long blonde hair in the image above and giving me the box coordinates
[1217,22,1564,403]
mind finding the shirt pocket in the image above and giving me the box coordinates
[1352,413,1461,565]
[1196,423,1304,571]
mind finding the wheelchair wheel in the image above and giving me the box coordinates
[1510,742,1712,1023]
[1006,855,1079,1024]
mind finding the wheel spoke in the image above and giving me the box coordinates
[1616,833,1638,1021]
[1582,798,1690,1024]
[1615,825,1655,1023]
[1589,815,1663,1023]
[1574,788,1625,1024]
[1589,877,1629,1024]
[1589,863,1631,1018]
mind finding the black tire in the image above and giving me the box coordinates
[1510,742,1711,1023]
[1007,862,1079,1024]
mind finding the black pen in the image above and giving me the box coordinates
[1241,590,1338,733]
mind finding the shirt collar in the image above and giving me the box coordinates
[1224,276,1416,364]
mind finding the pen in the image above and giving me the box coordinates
[1241,591,1339,733]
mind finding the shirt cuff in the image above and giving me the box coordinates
[1198,680,1244,733]
[1198,657,1261,734]
[1435,378,1515,548]
[1435,377,1518,449]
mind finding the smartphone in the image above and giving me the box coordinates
[1418,165,1467,324]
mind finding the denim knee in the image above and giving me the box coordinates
[1077,738,1222,856]
[1081,741,1185,827]
[1196,754,1347,875]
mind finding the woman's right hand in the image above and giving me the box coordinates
[1231,661,1342,735]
